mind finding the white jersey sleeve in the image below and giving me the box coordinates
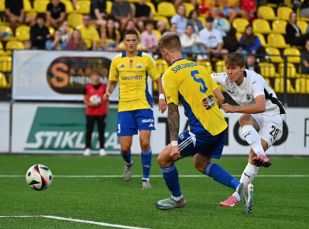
[210,72,227,85]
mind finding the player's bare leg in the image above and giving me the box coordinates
[120,136,133,181]
[139,130,152,189]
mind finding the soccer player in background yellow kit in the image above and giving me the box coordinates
[104,30,167,189]
[154,33,252,213]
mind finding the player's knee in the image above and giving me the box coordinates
[121,145,131,152]
[140,140,150,151]
[157,153,172,167]
[239,114,252,126]
[194,160,206,173]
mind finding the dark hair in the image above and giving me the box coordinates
[226,53,246,68]
[189,9,199,18]
[123,29,139,38]
[206,17,214,23]
[158,33,182,52]
[242,25,255,46]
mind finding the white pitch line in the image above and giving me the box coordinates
[0,215,149,229]
[0,174,309,178]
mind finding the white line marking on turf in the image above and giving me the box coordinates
[0,174,309,178]
[0,215,149,229]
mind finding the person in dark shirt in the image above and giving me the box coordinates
[133,0,152,32]
[301,40,309,74]
[5,0,24,30]
[90,0,107,26]
[285,11,309,46]
[46,0,66,28]
[30,15,51,49]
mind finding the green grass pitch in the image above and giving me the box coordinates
[0,155,309,229]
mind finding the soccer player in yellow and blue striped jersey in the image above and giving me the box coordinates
[155,33,244,210]
[104,30,167,189]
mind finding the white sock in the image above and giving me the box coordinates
[241,125,266,156]
[171,195,183,201]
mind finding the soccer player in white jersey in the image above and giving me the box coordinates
[211,53,285,208]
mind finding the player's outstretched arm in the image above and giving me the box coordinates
[213,88,225,108]
[103,80,117,101]
[167,103,181,161]
[156,78,167,113]
[222,95,266,114]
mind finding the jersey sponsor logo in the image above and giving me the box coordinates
[142,119,154,123]
[171,62,198,73]
[136,63,143,68]
[246,94,252,101]
[121,75,143,80]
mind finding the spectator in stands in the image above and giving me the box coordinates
[78,15,101,50]
[5,0,24,30]
[133,0,152,32]
[46,30,65,50]
[30,15,51,49]
[285,12,309,47]
[221,1,247,23]
[199,17,228,59]
[46,0,66,29]
[239,25,262,55]
[223,27,239,53]
[301,40,309,74]
[300,0,309,17]
[171,4,188,34]
[174,0,197,9]
[211,5,230,37]
[246,53,260,74]
[58,21,72,47]
[111,0,134,30]
[187,9,203,33]
[65,30,87,50]
[180,24,207,59]
[90,0,107,26]
[100,18,121,51]
[141,21,158,52]
[239,0,257,22]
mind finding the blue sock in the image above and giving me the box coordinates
[161,165,182,197]
[141,149,152,180]
[204,162,240,190]
[121,150,132,165]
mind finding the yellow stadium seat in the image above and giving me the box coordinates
[255,33,268,47]
[145,2,157,16]
[61,0,74,13]
[153,16,170,29]
[258,6,277,20]
[197,60,213,74]
[16,25,30,41]
[216,60,226,72]
[0,56,12,72]
[253,19,272,34]
[283,47,301,63]
[259,62,277,78]
[68,13,83,28]
[153,30,161,41]
[157,2,176,17]
[267,33,289,48]
[6,40,25,50]
[75,0,90,14]
[183,2,194,17]
[266,47,283,63]
[0,25,13,41]
[272,20,287,34]
[296,20,308,35]
[232,18,249,33]
[34,0,49,13]
[277,7,293,21]
[274,78,295,93]
[295,78,309,94]
[0,72,9,88]
[0,0,4,12]
[106,1,112,14]
[23,0,33,12]
[236,32,241,41]
[278,63,297,78]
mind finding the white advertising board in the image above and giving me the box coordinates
[11,103,309,155]
[0,102,10,152]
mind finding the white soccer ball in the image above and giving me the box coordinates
[89,95,101,105]
[26,164,53,191]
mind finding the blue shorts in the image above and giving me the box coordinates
[117,109,155,136]
[178,129,225,159]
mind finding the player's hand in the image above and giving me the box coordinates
[103,92,110,101]
[170,145,181,161]
[222,103,236,113]
[158,99,167,113]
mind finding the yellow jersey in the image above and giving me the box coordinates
[109,51,160,112]
[162,59,227,136]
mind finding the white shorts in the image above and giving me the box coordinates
[251,113,283,146]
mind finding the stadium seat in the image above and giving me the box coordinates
[215,60,226,72]
[156,59,168,76]
[68,13,83,28]
[253,19,272,34]
[259,62,277,78]
[0,0,4,12]
[274,78,295,93]
[153,30,161,41]
[236,32,241,41]
[283,47,301,64]
[0,25,13,41]
[16,25,30,41]
[232,18,249,33]
[61,0,74,13]
[197,60,212,74]
[6,40,25,50]
[258,6,277,20]
[255,33,268,47]
[75,0,91,14]
[278,63,297,78]
[106,1,112,14]
[0,72,9,88]
[157,2,176,17]
[277,7,293,21]
[295,78,309,94]
[296,20,308,34]
[145,2,157,16]
[0,55,12,72]
[272,20,287,34]
[267,33,289,48]
[33,0,49,13]
[183,2,194,17]
[266,47,283,63]
[23,0,33,12]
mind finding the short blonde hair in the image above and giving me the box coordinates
[158,33,182,53]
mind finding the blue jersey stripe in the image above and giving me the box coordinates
[145,76,153,107]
